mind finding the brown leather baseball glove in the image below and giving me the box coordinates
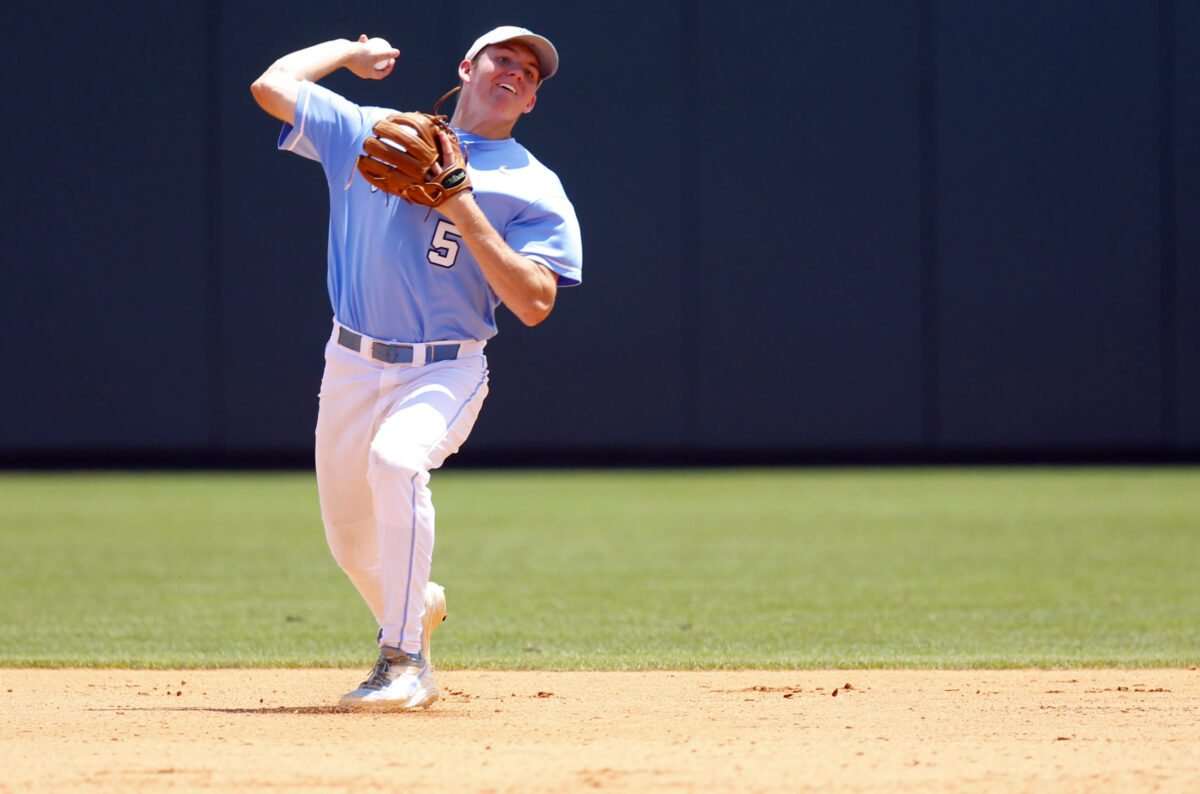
[355,90,471,207]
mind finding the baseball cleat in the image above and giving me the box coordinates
[422,580,448,663]
[339,647,438,711]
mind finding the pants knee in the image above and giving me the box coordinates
[368,441,430,488]
[323,518,379,578]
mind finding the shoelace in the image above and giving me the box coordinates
[360,652,423,689]
[360,656,394,690]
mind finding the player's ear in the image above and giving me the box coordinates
[458,59,473,83]
[523,93,537,114]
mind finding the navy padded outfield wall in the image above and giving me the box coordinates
[2,1,1197,464]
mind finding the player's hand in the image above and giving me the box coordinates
[427,129,474,218]
[347,34,400,79]
[422,130,462,182]
[427,130,456,179]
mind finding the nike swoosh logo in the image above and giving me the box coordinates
[498,165,515,175]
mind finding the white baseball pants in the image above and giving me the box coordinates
[314,322,489,655]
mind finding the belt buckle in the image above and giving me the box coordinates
[371,341,414,364]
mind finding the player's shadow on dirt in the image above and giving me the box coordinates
[89,705,438,716]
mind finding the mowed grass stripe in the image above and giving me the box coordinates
[1,468,1197,669]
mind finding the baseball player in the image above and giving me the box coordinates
[250,26,582,710]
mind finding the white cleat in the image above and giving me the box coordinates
[422,581,448,663]
[339,582,448,712]
[339,647,438,711]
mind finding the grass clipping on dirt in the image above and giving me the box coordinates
[1,467,1198,669]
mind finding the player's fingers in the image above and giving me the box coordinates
[436,131,454,168]
[369,40,401,73]
[358,33,368,43]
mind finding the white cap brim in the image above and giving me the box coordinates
[463,26,559,81]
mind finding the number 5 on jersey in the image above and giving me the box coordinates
[428,220,462,268]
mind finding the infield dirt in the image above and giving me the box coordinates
[1,669,1197,792]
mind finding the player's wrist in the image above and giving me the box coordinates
[438,190,476,221]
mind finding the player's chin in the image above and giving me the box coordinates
[482,97,524,122]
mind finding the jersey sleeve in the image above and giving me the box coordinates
[276,81,374,186]
[505,195,584,287]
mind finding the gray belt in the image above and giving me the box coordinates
[337,326,463,365]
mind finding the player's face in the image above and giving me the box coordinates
[458,43,541,120]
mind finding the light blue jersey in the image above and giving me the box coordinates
[278,80,582,342]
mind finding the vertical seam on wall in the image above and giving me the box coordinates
[919,0,940,451]
[1158,0,1177,447]
[205,0,225,452]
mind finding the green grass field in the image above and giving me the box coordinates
[1,467,1197,669]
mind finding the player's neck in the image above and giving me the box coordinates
[450,107,517,140]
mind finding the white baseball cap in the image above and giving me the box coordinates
[463,26,559,81]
